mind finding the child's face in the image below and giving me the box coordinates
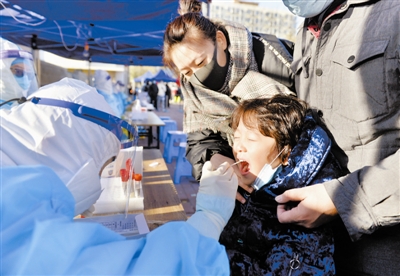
[233,118,281,187]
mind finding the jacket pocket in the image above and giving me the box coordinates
[330,39,390,122]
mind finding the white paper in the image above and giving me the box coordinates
[75,213,149,237]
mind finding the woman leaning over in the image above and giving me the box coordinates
[163,0,296,192]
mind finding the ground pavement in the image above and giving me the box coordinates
[136,100,198,218]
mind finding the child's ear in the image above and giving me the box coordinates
[282,158,289,166]
[282,147,291,166]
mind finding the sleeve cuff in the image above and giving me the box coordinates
[323,175,377,241]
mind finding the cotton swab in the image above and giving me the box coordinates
[231,160,244,166]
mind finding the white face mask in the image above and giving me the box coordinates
[252,148,284,190]
[66,158,103,216]
[282,0,334,18]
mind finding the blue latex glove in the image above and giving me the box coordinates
[187,161,238,240]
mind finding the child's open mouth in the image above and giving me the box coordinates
[239,160,250,175]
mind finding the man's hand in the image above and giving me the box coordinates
[275,184,338,228]
[210,154,253,204]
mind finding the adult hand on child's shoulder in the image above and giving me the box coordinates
[275,184,338,228]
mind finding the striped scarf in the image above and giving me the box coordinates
[181,20,294,145]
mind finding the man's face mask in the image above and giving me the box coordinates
[282,0,334,18]
[189,44,230,91]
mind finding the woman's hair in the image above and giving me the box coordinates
[230,94,309,162]
[163,0,227,72]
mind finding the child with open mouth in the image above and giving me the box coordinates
[219,94,349,275]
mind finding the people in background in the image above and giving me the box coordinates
[147,80,158,110]
[113,80,129,114]
[174,86,182,103]
[163,0,295,191]
[0,37,38,108]
[94,70,122,117]
[128,83,136,100]
[1,77,238,275]
[157,80,167,112]
[165,82,171,108]
[276,0,400,274]
[219,95,348,275]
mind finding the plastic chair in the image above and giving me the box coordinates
[173,142,193,184]
[159,116,171,121]
[163,131,187,163]
[159,119,177,143]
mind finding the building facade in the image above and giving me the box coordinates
[204,1,297,41]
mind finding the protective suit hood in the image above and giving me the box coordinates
[94,70,113,95]
[0,37,38,103]
[0,77,121,215]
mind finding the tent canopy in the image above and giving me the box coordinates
[0,0,182,66]
[144,69,176,83]
[134,71,156,83]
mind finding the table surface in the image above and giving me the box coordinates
[129,111,165,127]
[131,149,187,230]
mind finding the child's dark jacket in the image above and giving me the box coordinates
[219,112,349,276]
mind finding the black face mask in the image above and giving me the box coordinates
[189,46,230,91]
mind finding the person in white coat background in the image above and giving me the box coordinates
[0,36,38,107]
[94,70,123,117]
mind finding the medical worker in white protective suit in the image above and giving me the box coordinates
[0,37,38,107]
[94,69,123,117]
[1,78,237,275]
[113,79,129,115]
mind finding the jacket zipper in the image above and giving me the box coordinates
[288,253,300,276]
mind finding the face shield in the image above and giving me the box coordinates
[114,80,125,93]
[0,50,39,104]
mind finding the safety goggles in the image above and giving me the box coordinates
[10,61,35,78]
[29,97,138,149]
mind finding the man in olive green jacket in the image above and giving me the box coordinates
[276,0,400,274]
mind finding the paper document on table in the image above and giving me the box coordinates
[75,213,149,238]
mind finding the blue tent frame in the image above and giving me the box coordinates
[0,0,181,66]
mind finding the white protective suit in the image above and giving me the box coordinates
[0,77,121,215]
[0,37,39,104]
[1,76,239,274]
[94,70,122,116]
[1,161,236,275]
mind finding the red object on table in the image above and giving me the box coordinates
[134,173,142,181]
[126,158,132,171]
[120,168,129,182]
[125,158,135,178]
